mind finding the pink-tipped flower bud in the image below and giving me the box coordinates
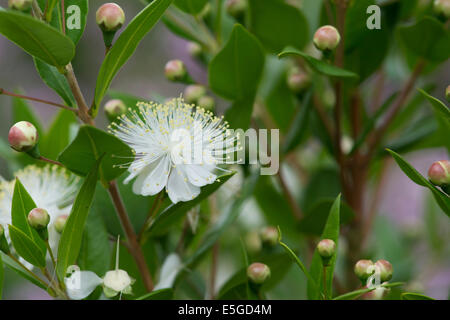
[28,208,50,230]
[287,68,310,93]
[8,0,33,11]
[184,85,207,104]
[354,259,374,282]
[260,226,278,246]
[226,0,248,19]
[434,0,450,18]
[375,259,393,282]
[197,96,215,110]
[187,42,203,58]
[313,25,341,51]
[247,262,271,284]
[164,60,187,82]
[428,160,450,186]
[54,214,69,234]
[446,85,450,102]
[96,3,125,32]
[8,121,38,152]
[104,99,127,121]
[317,239,336,260]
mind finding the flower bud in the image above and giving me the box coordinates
[164,60,187,82]
[28,208,50,230]
[96,3,125,32]
[197,96,215,110]
[287,68,310,93]
[245,231,262,254]
[184,85,206,104]
[226,0,248,19]
[8,121,38,152]
[103,269,134,298]
[354,259,374,282]
[104,99,127,121]
[260,226,278,247]
[428,160,450,186]
[375,259,393,282]
[54,214,69,234]
[434,0,450,18]
[313,25,341,51]
[317,239,336,265]
[187,42,202,58]
[8,0,33,11]
[446,85,450,102]
[247,262,271,285]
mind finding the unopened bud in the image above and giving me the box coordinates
[96,3,125,32]
[8,121,38,152]
[313,25,341,51]
[354,259,374,282]
[247,262,271,285]
[197,96,215,110]
[164,60,187,82]
[434,0,450,18]
[8,0,33,11]
[245,231,262,254]
[226,0,247,19]
[104,99,127,121]
[54,215,69,234]
[103,269,134,297]
[184,85,206,104]
[260,226,278,247]
[187,42,202,58]
[287,68,310,93]
[317,239,336,266]
[375,260,393,282]
[28,208,50,230]
[446,85,450,102]
[428,160,450,186]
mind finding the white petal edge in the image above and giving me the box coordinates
[166,166,200,203]
[64,269,103,300]
[154,253,183,290]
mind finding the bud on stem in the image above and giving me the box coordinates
[54,215,69,234]
[226,0,248,19]
[375,259,393,282]
[317,239,336,266]
[313,25,341,52]
[164,60,189,83]
[96,3,125,49]
[8,121,38,153]
[184,85,207,104]
[428,160,450,187]
[260,226,278,247]
[28,208,50,241]
[354,259,374,283]
[434,0,450,18]
[247,262,271,285]
[8,0,33,11]
[104,99,127,121]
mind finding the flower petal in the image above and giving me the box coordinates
[140,155,171,196]
[166,166,200,203]
[65,268,103,300]
[154,253,183,290]
[184,164,216,187]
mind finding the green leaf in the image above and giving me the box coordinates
[93,0,173,114]
[0,9,75,67]
[307,194,341,300]
[8,225,46,268]
[58,126,133,182]
[279,49,359,79]
[56,157,102,281]
[174,0,208,14]
[333,282,404,300]
[398,17,450,62]
[209,24,265,101]
[45,0,59,22]
[387,149,450,217]
[63,0,89,45]
[0,253,3,299]
[146,172,236,237]
[136,288,174,300]
[248,0,308,52]
[0,252,47,290]
[33,58,76,107]
[401,292,435,300]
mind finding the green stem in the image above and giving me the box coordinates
[7,254,48,289]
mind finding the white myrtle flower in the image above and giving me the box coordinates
[109,98,238,203]
[0,165,79,253]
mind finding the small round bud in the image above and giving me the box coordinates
[184,85,206,104]
[104,99,127,120]
[428,160,450,186]
[247,263,271,285]
[187,42,202,58]
[54,215,69,234]
[197,96,215,110]
[313,25,341,51]
[446,85,450,102]
[96,3,125,32]
[164,60,187,82]
[354,259,374,281]
[8,0,33,11]
[245,231,262,254]
[375,259,393,282]
[287,68,310,93]
[103,269,134,297]
[226,0,248,19]
[28,208,50,230]
[434,0,450,18]
[8,121,38,152]
[260,226,278,247]
[317,239,336,259]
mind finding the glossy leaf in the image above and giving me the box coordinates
[94,0,173,114]
[401,292,434,300]
[58,126,134,182]
[174,0,208,14]
[0,9,75,67]
[56,157,102,281]
[333,282,404,300]
[0,252,47,290]
[8,225,46,268]
[136,288,174,300]
[63,0,89,45]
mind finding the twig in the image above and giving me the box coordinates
[38,156,64,167]
[7,253,48,289]
[209,242,219,300]
[61,0,66,35]
[64,64,94,125]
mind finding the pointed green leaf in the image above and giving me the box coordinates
[8,225,46,268]
[0,252,47,290]
[401,292,434,300]
[136,288,174,300]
